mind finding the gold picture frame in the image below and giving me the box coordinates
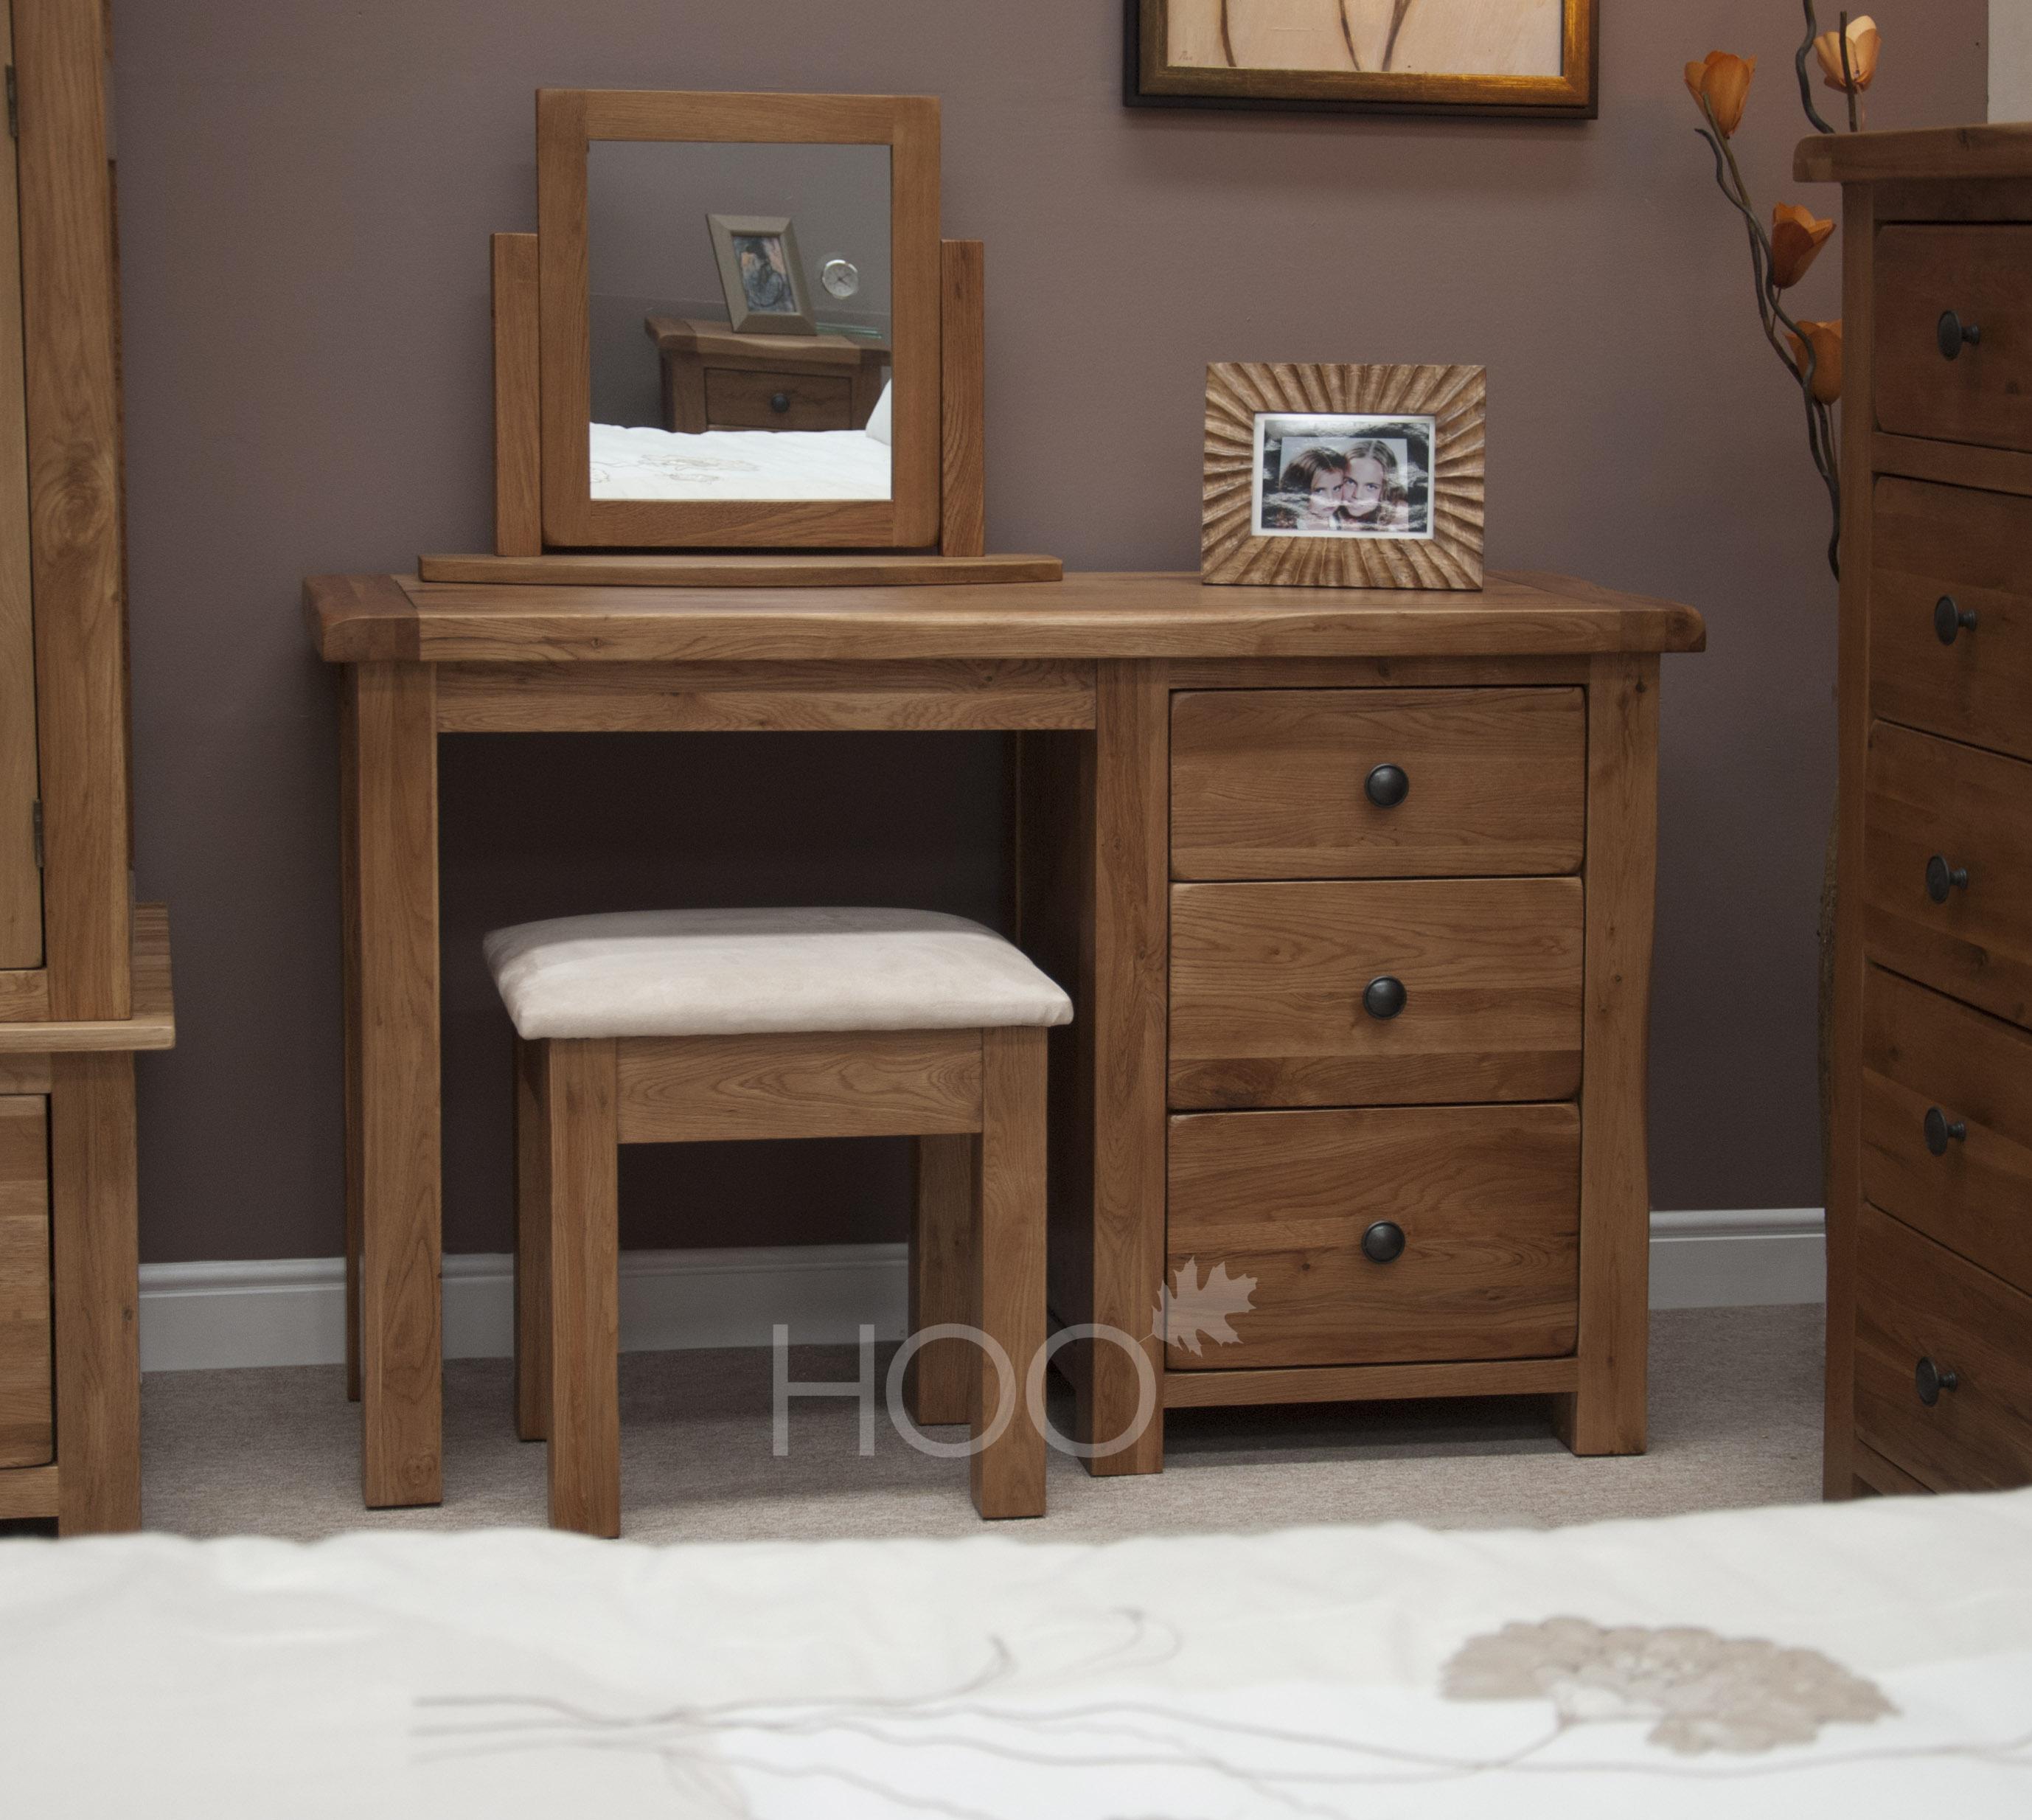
[1202,363,1486,589]
[1127,0,1598,119]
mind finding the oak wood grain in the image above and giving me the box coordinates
[0,1094,52,1468]
[1555,653,1659,1456]
[1851,1437,1932,1498]
[490,232,542,558]
[417,554,1063,588]
[939,239,986,560]
[1873,432,2032,501]
[0,0,41,973]
[49,1049,136,1532]
[1161,1355,1579,1410]
[614,1029,984,1145]
[1166,1103,1579,1370]
[1863,720,2032,1030]
[0,1057,51,1094]
[971,1027,1047,1518]
[0,970,50,1023]
[1871,477,2032,763]
[434,659,1096,734]
[907,1133,975,1428]
[1798,122,2032,186]
[0,902,173,1052]
[513,1038,550,1444]
[0,1462,56,1518]
[305,571,1705,667]
[1854,1203,2032,1493]
[1169,877,1584,1110]
[543,1038,621,1537]
[1862,965,2032,1295]
[1170,685,1584,881]
[1875,225,2032,454]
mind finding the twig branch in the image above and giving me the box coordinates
[1840,10,1860,132]
[1796,2,1837,133]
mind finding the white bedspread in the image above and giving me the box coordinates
[591,422,891,501]
[4,1491,2032,1816]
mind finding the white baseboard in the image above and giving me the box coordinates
[137,1212,1826,1374]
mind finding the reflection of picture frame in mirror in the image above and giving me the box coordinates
[1202,363,1485,588]
[708,214,818,336]
[535,88,942,552]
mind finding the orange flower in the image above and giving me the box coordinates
[1770,205,1837,288]
[1685,50,1756,136]
[1787,319,1845,403]
[1815,15,1880,91]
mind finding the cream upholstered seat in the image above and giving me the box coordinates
[484,907,1074,1042]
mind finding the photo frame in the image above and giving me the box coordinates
[707,212,817,336]
[1127,0,1598,119]
[1203,364,1485,588]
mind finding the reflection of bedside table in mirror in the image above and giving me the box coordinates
[644,316,891,434]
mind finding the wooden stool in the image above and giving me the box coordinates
[486,907,1071,1538]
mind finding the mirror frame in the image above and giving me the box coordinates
[536,88,940,550]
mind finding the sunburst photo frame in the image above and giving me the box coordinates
[1201,364,1486,588]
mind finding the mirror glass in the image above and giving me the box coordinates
[586,142,893,504]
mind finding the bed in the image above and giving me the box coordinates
[4,1490,2030,1815]
[591,421,893,502]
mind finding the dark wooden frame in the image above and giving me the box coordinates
[536,88,942,551]
[1124,0,1598,120]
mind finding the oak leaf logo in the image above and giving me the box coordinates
[1153,1257,1258,1356]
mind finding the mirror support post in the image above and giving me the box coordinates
[939,240,987,560]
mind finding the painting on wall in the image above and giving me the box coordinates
[1126,0,1598,118]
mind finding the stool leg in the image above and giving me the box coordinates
[544,1039,622,1538]
[972,1027,1048,1520]
[908,1135,976,1427]
[513,1039,551,1442]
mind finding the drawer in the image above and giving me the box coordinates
[1864,721,2032,1029]
[1875,225,2032,453]
[1169,687,1585,881]
[1871,479,2032,763]
[703,367,852,431]
[1863,967,2032,1293]
[1169,878,1584,1109]
[1855,1203,2032,1493]
[1166,1102,1579,1370]
[0,1096,50,1470]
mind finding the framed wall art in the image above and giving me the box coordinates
[1202,363,1485,588]
[1126,0,1598,119]
[707,213,817,336]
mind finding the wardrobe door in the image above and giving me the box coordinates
[0,0,43,976]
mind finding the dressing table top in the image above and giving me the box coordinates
[307,571,1705,667]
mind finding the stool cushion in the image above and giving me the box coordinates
[484,908,1075,1041]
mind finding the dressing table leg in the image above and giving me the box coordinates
[342,660,443,1508]
[1085,661,1168,1475]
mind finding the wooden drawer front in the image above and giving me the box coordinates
[703,368,852,431]
[0,1096,51,1469]
[1864,967,2032,1293]
[1855,1204,2032,1493]
[1865,721,2032,1029]
[1166,1103,1579,1369]
[1871,479,2032,764]
[1169,687,1585,881]
[1876,226,2032,453]
[1169,878,1584,1109]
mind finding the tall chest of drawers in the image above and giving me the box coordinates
[1803,125,2032,1498]
[1016,588,1706,1471]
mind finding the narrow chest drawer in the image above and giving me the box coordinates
[1863,966,2032,1293]
[1166,1103,1579,1370]
[1871,479,2032,764]
[1168,878,1583,1110]
[1169,687,1585,881]
[1865,721,2032,1029]
[703,368,852,431]
[1855,1204,2032,1493]
[0,1096,51,1470]
[1876,225,2032,453]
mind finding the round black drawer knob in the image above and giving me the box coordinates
[770,392,792,414]
[1362,1220,1407,1264]
[1938,310,1983,360]
[1935,596,1979,645]
[1363,976,1408,1021]
[1926,855,1971,904]
[1916,1355,1960,1406]
[1364,763,1410,809]
[1924,1107,1969,1156]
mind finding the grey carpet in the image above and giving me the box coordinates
[122,1305,1824,1543]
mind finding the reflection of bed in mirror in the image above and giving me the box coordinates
[591,380,893,501]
